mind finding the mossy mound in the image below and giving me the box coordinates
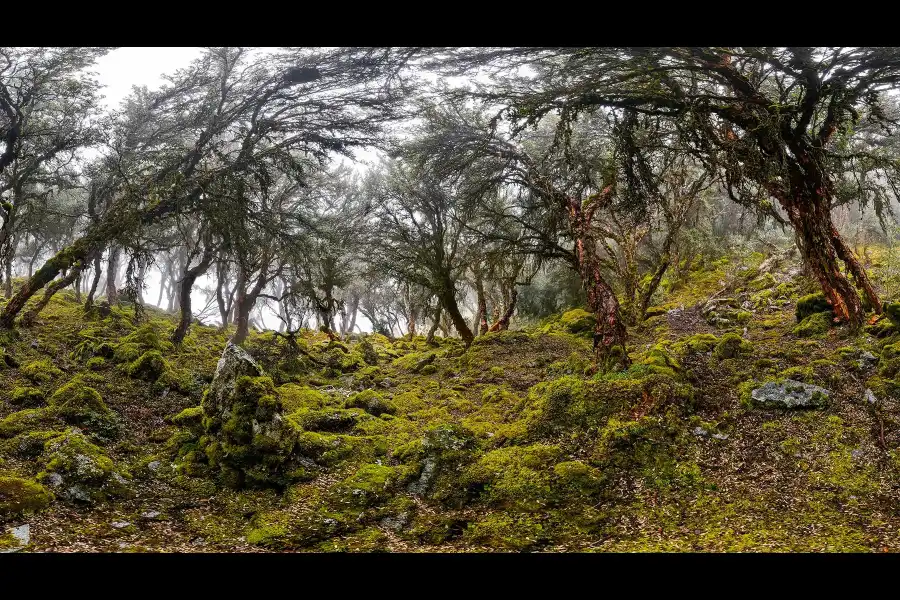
[126,350,168,381]
[174,343,302,489]
[48,378,117,437]
[792,312,832,338]
[0,409,59,439]
[558,309,596,335]
[346,389,396,416]
[714,333,753,359]
[21,359,63,384]
[10,386,46,407]
[0,476,54,519]
[796,293,831,322]
[38,429,131,504]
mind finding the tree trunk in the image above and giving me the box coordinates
[426,303,442,345]
[4,249,12,298]
[489,288,518,332]
[232,262,269,346]
[85,255,103,312]
[21,264,84,326]
[105,246,119,304]
[74,273,82,304]
[565,187,629,370]
[777,189,879,328]
[407,304,418,339]
[474,269,489,336]
[438,278,474,346]
[346,295,359,338]
[171,247,215,343]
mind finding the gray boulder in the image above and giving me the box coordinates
[206,341,264,421]
[751,379,830,409]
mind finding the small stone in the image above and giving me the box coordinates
[11,524,29,546]
[141,510,161,520]
[0,524,30,553]
[46,472,64,487]
[864,389,878,404]
[859,351,878,368]
[751,379,830,409]
[380,512,410,532]
[30,340,39,349]
[712,433,729,440]
[851,448,864,460]
[692,427,709,437]
[147,461,161,472]
[111,521,131,529]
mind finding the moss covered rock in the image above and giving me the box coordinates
[0,476,53,519]
[21,359,63,384]
[39,429,131,504]
[796,293,831,322]
[714,333,753,359]
[179,342,302,489]
[10,386,46,408]
[792,312,832,338]
[559,309,596,334]
[126,350,168,381]
[48,378,117,437]
[346,389,396,417]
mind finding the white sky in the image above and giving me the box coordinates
[94,47,205,109]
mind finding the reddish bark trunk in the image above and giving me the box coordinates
[776,189,876,328]
[566,187,630,370]
[488,288,518,332]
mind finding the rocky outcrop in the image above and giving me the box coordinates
[751,380,830,409]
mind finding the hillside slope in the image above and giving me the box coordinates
[1,251,900,552]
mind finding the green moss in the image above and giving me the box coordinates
[792,312,832,338]
[11,386,46,407]
[559,309,596,334]
[466,512,546,551]
[796,293,831,322]
[0,409,57,438]
[714,333,753,359]
[2,430,62,458]
[346,389,396,417]
[126,350,168,381]
[674,333,719,355]
[278,384,329,411]
[21,359,63,384]
[0,476,53,518]
[48,378,117,436]
[86,356,106,371]
[463,444,561,511]
[337,463,408,507]
[192,375,300,489]
[39,429,130,504]
[553,461,604,494]
[884,302,900,328]
[112,342,142,364]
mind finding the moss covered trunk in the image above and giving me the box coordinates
[0,228,111,328]
[21,263,84,325]
[105,245,119,304]
[172,247,215,344]
[565,187,629,370]
[84,255,103,312]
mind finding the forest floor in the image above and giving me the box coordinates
[2,247,900,552]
